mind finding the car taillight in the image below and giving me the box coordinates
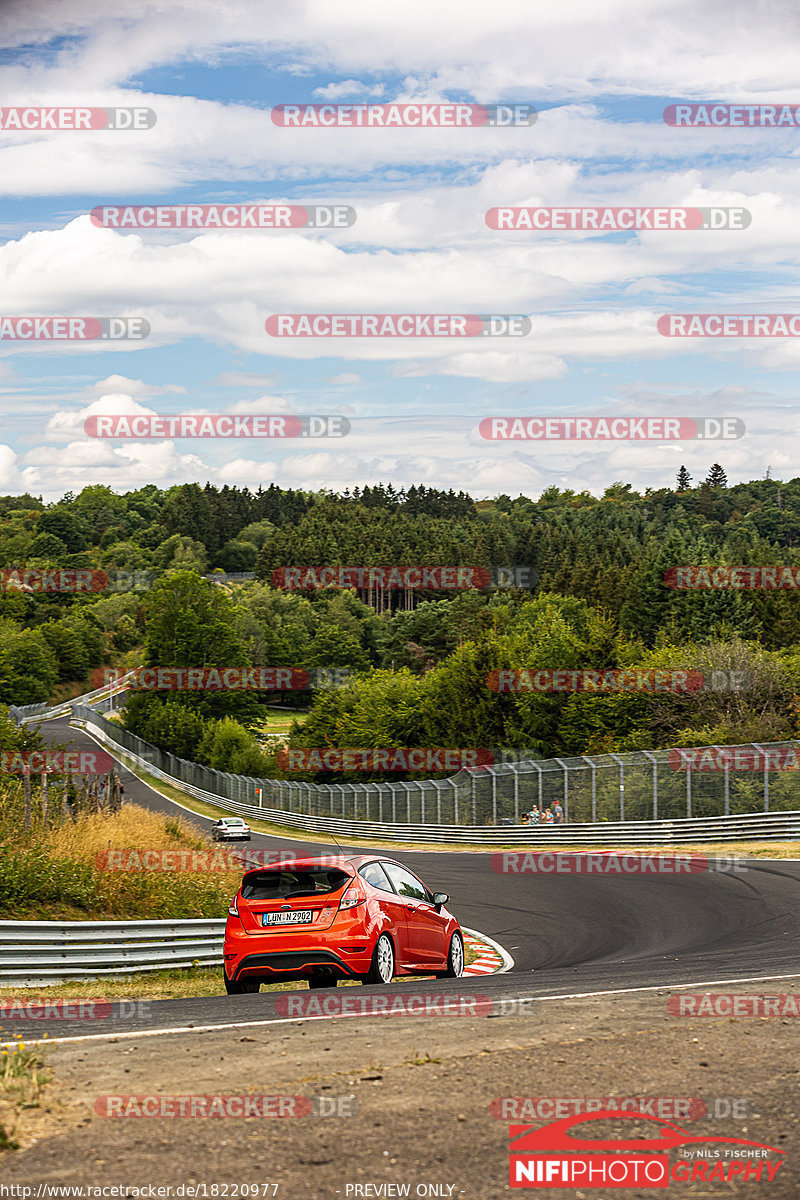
[228,895,239,917]
[338,883,365,911]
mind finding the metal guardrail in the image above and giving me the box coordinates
[0,920,502,988]
[0,919,225,987]
[71,711,800,844]
[11,676,800,842]
[9,672,135,725]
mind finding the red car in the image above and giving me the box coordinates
[223,854,464,993]
[510,1112,784,1155]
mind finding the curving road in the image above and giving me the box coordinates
[8,714,800,1041]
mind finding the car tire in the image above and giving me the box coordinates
[308,974,338,989]
[362,933,395,985]
[223,971,261,995]
[440,932,465,978]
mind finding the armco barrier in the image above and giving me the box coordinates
[12,682,800,843]
[9,671,135,724]
[0,919,224,987]
[0,921,501,988]
[70,709,800,844]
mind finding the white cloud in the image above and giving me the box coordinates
[312,80,385,100]
[325,372,363,385]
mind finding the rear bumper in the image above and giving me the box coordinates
[228,949,363,983]
[224,911,378,982]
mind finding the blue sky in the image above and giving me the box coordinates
[0,0,798,500]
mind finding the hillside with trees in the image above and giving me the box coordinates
[2,469,800,778]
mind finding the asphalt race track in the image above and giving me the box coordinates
[8,714,800,1044]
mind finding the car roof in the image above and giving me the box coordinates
[240,853,402,878]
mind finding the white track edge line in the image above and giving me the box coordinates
[5,972,800,1048]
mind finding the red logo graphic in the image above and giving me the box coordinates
[277,747,493,772]
[95,1094,311,1118]
[271,103,536,127]
[0,750,115,775]
[276,993,493,1018]
[665,565,800,589]
[658,314,800,337]
[127,667,308,691]
[265,314,530,337]
[665,103,800,126]
[479,417,744,441]
[272,565,492,590]
[1,568,109,593]
[487,669,704,694]
[669,747,800,772]
[492,853,709,875]
[668,993,800,1017]
[486,206,750,231]
[509,1112,784,1188]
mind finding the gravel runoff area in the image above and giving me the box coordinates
[1,982,799,1199]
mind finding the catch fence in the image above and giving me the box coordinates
[66,705,800,828]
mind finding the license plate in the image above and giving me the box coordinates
[261,910,313,926]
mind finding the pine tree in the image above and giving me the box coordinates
[706,463,728,488]
[676,465,692,492]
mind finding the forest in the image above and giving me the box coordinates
[1,466,800,779]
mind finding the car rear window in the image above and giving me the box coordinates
[241,868,351,900]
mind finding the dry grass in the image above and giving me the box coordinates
[46,802,207,861]
[0,1037,49,1151]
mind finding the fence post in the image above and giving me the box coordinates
[554,758,569,822]
[471,774,477,825]
[643,751,657,820]
[491,770,498,825]
[687,762,692,818]
[513,769,520,824]
[435,780,442,825]
[609,754,624,821]
[753,743,769,812]
[452,778,459,825]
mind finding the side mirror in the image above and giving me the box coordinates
[432,892,449,909]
